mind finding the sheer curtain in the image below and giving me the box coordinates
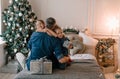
[0,0,2,35]
[118,14,120,70]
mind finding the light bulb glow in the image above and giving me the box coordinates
[106,16,119,30]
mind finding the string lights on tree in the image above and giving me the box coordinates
[1,0,37,59]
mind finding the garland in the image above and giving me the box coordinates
[63,28,79,34]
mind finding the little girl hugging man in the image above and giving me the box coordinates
[36,20,72,68]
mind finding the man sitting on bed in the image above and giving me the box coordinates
[26,17,71,70]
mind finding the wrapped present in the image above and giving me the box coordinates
[43,60,52,74]
[30,57,52,74]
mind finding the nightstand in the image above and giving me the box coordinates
[95,38,116,73]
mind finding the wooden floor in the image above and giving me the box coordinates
[0,72,116,79]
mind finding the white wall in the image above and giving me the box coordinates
[29,0,89,30]
[1,0,8,11]
[1,0,9,33]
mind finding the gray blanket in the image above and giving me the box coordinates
[14,59,105,79]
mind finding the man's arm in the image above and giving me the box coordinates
[53,38,71,63]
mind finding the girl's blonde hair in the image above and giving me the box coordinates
[53,25,62,32]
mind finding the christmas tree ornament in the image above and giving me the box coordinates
[12,31,14,33]
[9,0,13,4]
[3,20,6,23]
[5,23,7,26]
[18,3,22,5]
[29,18,33,22]
[12,27,15,30]
[16,23,19,27]
[19,12,23,16]
[8,10,10,13]
[25,26,28,29]
[31,27,34,30]
[9,17,13,21]
[15,0,18,2]
[14,49,17,53]
[9,39,13,42]
[26,34,29,37]
[13,5,17,9]
[24,37,27,40]
[17,34,20,37]
[4,10,7,14]
[8,22,11,26]
[22,44,25,46]
[24,40,27,43]
[11,12,14,15]
[6,34,9,37]
[19,28,22,31]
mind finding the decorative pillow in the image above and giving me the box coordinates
[79,32,98,56]
[65,33,85,55]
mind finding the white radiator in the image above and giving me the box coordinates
[0,41,6,68]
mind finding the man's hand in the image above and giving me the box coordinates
[59,56,71,63]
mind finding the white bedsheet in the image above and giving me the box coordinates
[70,54,96,61]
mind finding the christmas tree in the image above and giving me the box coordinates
[1,0,37,59]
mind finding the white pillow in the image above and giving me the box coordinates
[70,54,96,62]
[79,32,98,55]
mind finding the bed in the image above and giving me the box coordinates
[14,32,105,79]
